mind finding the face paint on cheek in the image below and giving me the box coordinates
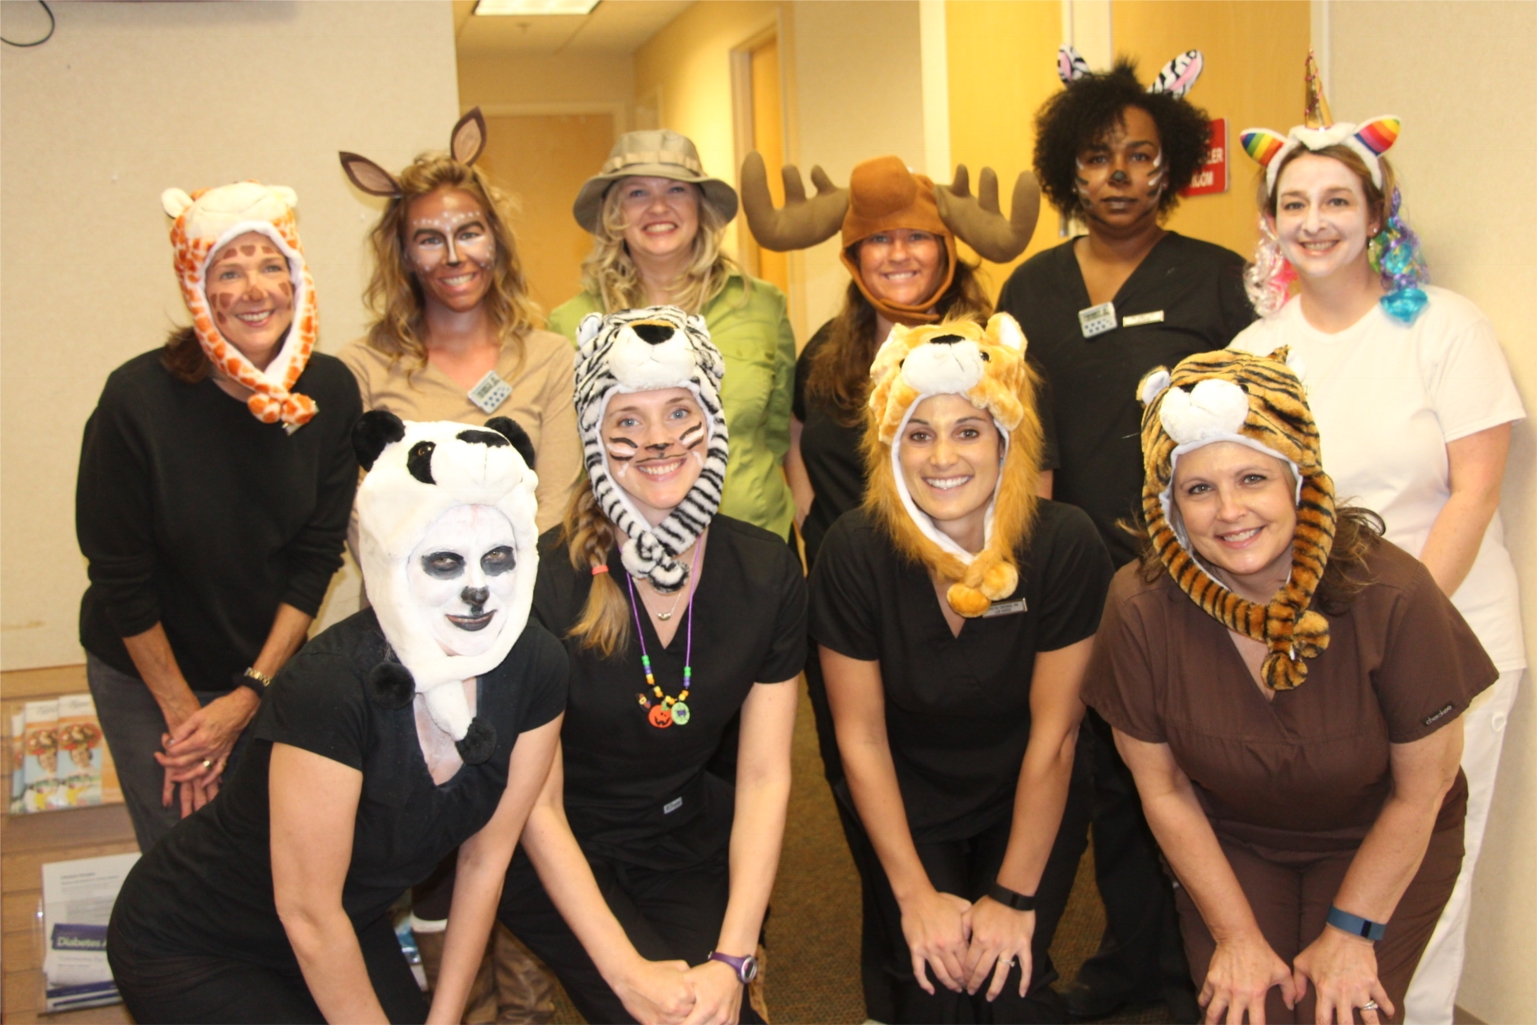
[606,435,638,477]
[1146,152,1165,194]
[457,234,496,269]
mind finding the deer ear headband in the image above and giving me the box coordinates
[1238,52,1425,323]
[1057,44,1205,98]
[339,107,489,198]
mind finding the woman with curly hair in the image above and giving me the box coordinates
[1229,61,1524,1023]
[548,130,796,543]
[339,109,581,536]
[994,49,1254,1020]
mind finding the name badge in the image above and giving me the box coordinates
[982,598,1028,618]
[1078,301,1117,338]
[663,796,684,815]
[1122,310,1165,327]
[468,370,512,414]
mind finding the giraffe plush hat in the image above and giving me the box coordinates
[161,182,319,426]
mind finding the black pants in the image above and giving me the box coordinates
[859,740,1094,1024]
[108,912,427,1024]
[498,845,764,1025]
[1075,709,1197,1018]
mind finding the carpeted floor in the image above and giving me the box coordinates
[545,676,1176,1024]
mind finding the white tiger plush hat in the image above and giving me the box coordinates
[574,306,729,593]
[352,412,540,764]
[162,181,319,427]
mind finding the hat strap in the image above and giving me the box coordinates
[603,151,703,175]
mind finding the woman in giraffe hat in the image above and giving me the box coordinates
[1085,347,1494,1025]
[1229,53,1525,1024]
[76,181,361,854]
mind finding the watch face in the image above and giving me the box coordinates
[739,955,759,984]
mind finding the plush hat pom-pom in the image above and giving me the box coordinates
[455,718,497,765]
[1293,609,1331,659]
[946,582,994,618]
[980,561,1019,601]
[366,662,416,709]
[1262,651,1309,691]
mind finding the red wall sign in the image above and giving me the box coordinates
[1181,118,1228,197]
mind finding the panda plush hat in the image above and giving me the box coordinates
[353,412,540,763]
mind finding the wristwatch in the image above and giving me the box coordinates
[233,666,272,700]
[707,950,759,984]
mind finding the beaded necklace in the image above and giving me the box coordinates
[624,539,702,728]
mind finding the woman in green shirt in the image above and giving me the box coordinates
[549,129,796,541]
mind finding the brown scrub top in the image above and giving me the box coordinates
[1084,538,1495,854]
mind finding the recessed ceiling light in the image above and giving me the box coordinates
[474,0,600,15]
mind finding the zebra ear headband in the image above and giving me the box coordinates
[1057,45,1205,97]
[574,307,729,594]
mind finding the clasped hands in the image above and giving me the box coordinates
[901,888,1035,1003]
[614,952,746,1025]
[155,688,260,817]
[1201,926,1392,1025]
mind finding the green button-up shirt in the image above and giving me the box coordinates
[548,273,797,540]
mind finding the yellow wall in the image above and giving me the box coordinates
[944,0,1062,295]
[0,1,461,669]
[1112,0,1310,258]
[458,51,635,109]
[943,0,1310,298]
[1331,4,1537,1021]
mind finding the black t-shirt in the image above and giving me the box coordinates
[808,501,1112,842]
[792,322,868,570]
[77,350,361,689]
[533,515,806,869]
[996,232,1253,567]
[110,609,568,970]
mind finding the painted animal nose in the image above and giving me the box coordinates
[632,323,675,346]
[462,586,490,608]
[1110,168,1130,184]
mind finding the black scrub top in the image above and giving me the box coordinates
[997,232,1253,566]
[109,608,569,970]
[808,501,1112,842]
[533,515,807,870]
[792,322,867,570]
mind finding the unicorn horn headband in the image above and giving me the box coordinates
[1239,51,1401,193]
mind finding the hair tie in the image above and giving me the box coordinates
[591,564,610,576]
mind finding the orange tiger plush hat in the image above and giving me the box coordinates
[1138,347,1336,690]
[864,313,1042,617]
[161,182,319,427]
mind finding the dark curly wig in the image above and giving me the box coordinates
[1033,58,1213,220]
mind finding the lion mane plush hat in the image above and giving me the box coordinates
[161,181,318,427]
[352,412,540,763]
[741,153,1040,326]
[1137,347,1336,691]
[864,313,1042,617]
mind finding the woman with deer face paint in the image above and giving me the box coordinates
[1229,58,1525,1024]
[493,308,805,1025]
[340,110,581,538]
[990,50,1256,1021]
[106,414,567,1024]
[75,183,361,856]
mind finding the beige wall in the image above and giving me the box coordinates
[1332,5,1537,1021]
[458,51,636,110]
[0,1,460,670]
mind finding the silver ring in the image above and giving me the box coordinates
[201,758,213,770]
[1361,1000,1380,1012]
[1008,957,1018,968]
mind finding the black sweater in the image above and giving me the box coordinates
[77,350,361,690]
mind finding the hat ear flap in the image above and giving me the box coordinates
[1057,44,1090,85]
[353,409,406,470]
[1240,129,1289,168]
[987,312,1026,354]
[1353,117,1401,156]
[161,188,194,219]
[484,416,537,470]
[451,107,488,166]
[1148,50,1203,97]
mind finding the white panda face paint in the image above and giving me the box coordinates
[405,187,496,314]
[601,386,707,526]
[407,504,519,657]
